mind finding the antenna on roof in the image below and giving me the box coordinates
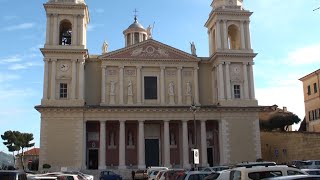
[313,6,320,11]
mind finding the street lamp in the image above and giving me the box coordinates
[190,102,200,170]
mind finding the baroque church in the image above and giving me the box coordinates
[36,0,272,171]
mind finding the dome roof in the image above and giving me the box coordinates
[127,18,145,30]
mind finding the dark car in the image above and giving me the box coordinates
[0,170,27,180]
[100,170,122,180]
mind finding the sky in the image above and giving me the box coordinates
[0,0,320,153]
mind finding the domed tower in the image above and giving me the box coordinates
[123,17,149,47]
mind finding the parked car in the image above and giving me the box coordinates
[148,170,160,180]
[100,170,122,180]
[262,174,320,180]
[63,171,94,180]
[177,171,210,180]
[298,160,320,169]
[229,165,307,180]
[301,169,320,175]
[34,172,85,180]
[234,161,277,168]
[204,170,231,180]
[201,166,230,173]
[147,167,168,177]
[0,170,27,180]
[135,169,147,180]
[155,170,167,180]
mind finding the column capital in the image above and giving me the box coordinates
[225,61,231,65]
[163,119,171,122]
[101,65,106,69]
[193,67,199,70]
[51,59,57,62]
[43,58,50,62]
[248,62,255,66]
[71,59,78,62]
[119,119,126,123]
[78,14,85,18]
[138,119,145,123]
[222,19,227,23]
[177,66,183,70]
[245,20,251,24]
[79,59,85,64]
[200,119,207,122]
[181,119,189,123]
[243,62,249,65]
[52,13,58,17]
[99,120,106,123]
[119,65,124,69]
[136,66,142,70]
[160,66,166,70]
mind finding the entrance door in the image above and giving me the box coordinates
[207,148,213,167]
[88,149,98,169]
[145,139,159,168]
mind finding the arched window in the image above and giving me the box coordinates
[227,24,240,50]
[59,20,72,45]
[126,34,131,46]
[134,32,139,44]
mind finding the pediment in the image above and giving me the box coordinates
[99,39,200,62]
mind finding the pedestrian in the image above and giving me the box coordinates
[132,170,135,180]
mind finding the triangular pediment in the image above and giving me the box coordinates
[98,39,200,61]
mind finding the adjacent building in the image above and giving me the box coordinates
[300,69,320,132]
[35,0,271,171]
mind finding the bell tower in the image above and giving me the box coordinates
[205,0,257,106]
[41,0,89,106]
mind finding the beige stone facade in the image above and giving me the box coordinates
[299,69,320,132]
[36,0,270,171]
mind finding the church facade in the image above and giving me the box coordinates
[36,0,269,171]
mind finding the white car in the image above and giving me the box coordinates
[148,170,160,180]
[301,169,320,175]
[180,171,211,180]
[201,166,230,172]
[229,165,307,180]
[204,170,231,180]
[155,169,167,180]
[64,171,94,180]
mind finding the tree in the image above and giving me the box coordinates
[260,113,301,131]
[1,131,21,166]
[17,133,35,170]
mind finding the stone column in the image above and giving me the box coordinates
[99,121,106,169]
[211,67,216,103]
[137,66,142,104]
[216,20,222,50]
[240,20,246,49]
[177,67,183,104]
[242,62,249,99]
[194,67,200,105]
[79,15,84,46]
[160,66,166,105]
[138,120,146,169]
[43,58,49,100]
[71,59,77,100]
[119,66,124,105]
[218,63,225,100]
[200,120,208,167]
[52,14,58,45]
[182,120,190,168]
[225,62,231,100]
[223,20,228,49]
[72,15,78,46]
[163,120,171,167]
[208,29,212,55]
[119,120,126,169]
[82,121,87,170]
[245,20,252,49]
[101,66,106,104]
[219,119,230,165]
[45,14,51,45]
[248,62,256,99]
[50,59,57,100]
[79,60,85,100]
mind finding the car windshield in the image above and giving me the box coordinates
[248,171,282,180]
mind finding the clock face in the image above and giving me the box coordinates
[60,63,70,72]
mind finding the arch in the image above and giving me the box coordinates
[59,19,72,45]
[227,24,240,50]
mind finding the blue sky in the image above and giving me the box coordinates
[0,0,320,153]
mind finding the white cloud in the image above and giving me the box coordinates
[8,62,42,70]
[286,44,320,65]
[2,23,35,31]
[0,56,22,63]
[0,73,20,83]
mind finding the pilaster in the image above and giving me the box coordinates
[136,66,142,104]
[182,120,190,169]
[71,59,77,100]
[119,66,124,105]
[216,20,222,50]
[222,20,228,49]
[163,120,171,167]
[160,66,166,105]
[177,66,183,105]
[138,120,146,169]
[225,62,231,100]
[242,62,249,99]
[79,59,85,100]
[240,20,246,49]
[119,120,126,169]
[50,59,57,100]
[200,120,208,167]
[194,67,200,105]
[101,66,106,104]
[99,121,106,170]
[248,62,256,99]
[42,58,49,100]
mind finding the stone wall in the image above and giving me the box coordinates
[261,131,320,164]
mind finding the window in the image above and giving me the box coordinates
[144,77,157,99]
[59,83,68,98]
[134,32,139,44]
[59,20,72,46]
[308,85,311,95]
[309,111,313,121]
[234,85,241,99]
[314,83,318,93]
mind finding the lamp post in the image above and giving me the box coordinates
[190,102,200,170]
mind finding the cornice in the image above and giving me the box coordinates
[205,10,252,27]
[35,105,275,113]
[209,51,257,62]
[40,48,88,55]
[44,3,87,10]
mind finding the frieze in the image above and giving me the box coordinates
[107,69,117,76]
[166,70,176,76]
[125,69,136,76]
[183,71,192,76]
[131,46,169,58]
